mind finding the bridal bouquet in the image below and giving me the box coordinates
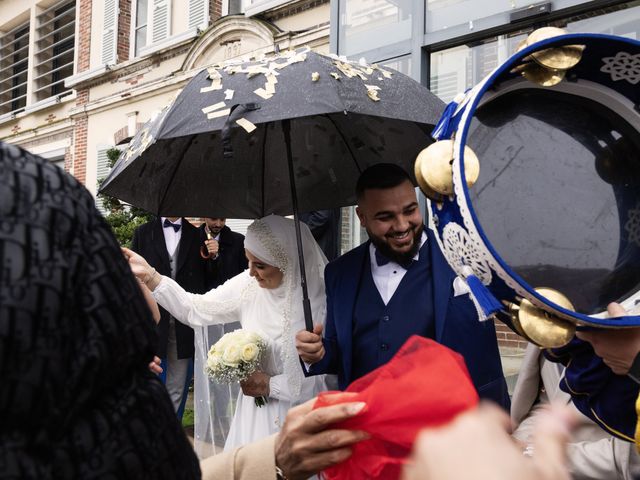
[206,329,268,407]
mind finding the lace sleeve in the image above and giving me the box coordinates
[153,271,256,327]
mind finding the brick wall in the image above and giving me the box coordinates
[77,0,92,72]
[118,0,132,63]
[71,0,93,185]
[495,319,528,350]
[210,0,222,23]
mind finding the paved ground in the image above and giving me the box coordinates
[500,346,526,396]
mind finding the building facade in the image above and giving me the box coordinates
[0,0,330,233]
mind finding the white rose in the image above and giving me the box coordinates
[246,331,263,345]
[215,333,233,352]
[242,343,259,362]
[222,344,242,367]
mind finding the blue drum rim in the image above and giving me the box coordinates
[455,33,640,327]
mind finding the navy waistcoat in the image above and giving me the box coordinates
[351,243,434,382]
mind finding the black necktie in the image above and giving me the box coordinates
[375,248,414,269]
[163,219,181,232]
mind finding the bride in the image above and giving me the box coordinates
[125,215,328,452]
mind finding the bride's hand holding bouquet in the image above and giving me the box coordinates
[206,329,269,407]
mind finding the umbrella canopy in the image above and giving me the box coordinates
[100,48,445,218]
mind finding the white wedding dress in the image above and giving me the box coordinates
[152,216,328,454]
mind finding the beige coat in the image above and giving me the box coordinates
[511,344,640,480]
[200,435,276,480]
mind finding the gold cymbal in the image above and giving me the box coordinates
[532,44,584,70]
[517,288,576,348]
[525,27,584,70]
[414,140,480,201]
[526,26,568,45]
[520,62,566,86]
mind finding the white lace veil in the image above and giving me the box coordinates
[192,215,328,458]
[244,215,328,401]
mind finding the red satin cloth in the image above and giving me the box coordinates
[314,335,479,480]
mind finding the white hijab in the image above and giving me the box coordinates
[243,214,328,399]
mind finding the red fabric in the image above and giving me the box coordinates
[314,335,479,480]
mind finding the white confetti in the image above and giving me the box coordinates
[236,118,257,133]
[207,108,231,119]
[254,88,273,99]
[202,101,226,114]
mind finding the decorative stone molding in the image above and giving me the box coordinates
[181,16,279,72]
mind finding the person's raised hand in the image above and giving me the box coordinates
[576,303,640,375]
[402,402,576,480]
[274,393,369,480]
[295,324,325,364]
[205,239,219,257]
[122,247,160,290]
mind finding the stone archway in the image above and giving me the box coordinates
[181,16,279,71]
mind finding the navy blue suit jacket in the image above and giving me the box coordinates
[308,228,510,409]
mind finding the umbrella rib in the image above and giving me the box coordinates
[157,135,197,216]
[323,114,363,175]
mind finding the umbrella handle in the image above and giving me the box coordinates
[200,245,214,259]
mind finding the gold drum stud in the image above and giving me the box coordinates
[414,140,480,201]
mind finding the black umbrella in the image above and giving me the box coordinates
[101,48,445,330]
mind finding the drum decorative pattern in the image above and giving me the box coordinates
[600,51,640,84]
[626,203,640,248]
[442,223,493,285]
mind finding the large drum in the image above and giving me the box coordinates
[415,29,640,347]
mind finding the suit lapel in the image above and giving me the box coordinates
[427,228,456,342]
[152,219,171,270]
[176,219,192,274]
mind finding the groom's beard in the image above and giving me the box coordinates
[368,223,424,267]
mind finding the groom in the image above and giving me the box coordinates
[296,164,509,408]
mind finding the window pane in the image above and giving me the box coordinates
[338,0,412,56]
[429,33,526,102]
[137,0,148,27]
[381,55,411,76]
[565,1,640,38]
[135,26,147,55]
[428,1,640,103]
[425,0,536,34]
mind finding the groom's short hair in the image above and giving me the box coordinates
[356,163,413,201]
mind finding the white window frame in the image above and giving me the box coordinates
[242,0,291,17]
[33,0,76,103]
[0,21,30,116]
[131,0,174,58]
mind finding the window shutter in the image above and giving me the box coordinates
[151,0,170,44]
[95,146,112,215]
[102,0,118,65]
[188,0,208,30]
[224,219,252,236]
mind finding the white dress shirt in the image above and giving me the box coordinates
[369,231,427,305]
[161,217,182,257]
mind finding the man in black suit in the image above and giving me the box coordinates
[198,217,247,290]
[131,216,207,419]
